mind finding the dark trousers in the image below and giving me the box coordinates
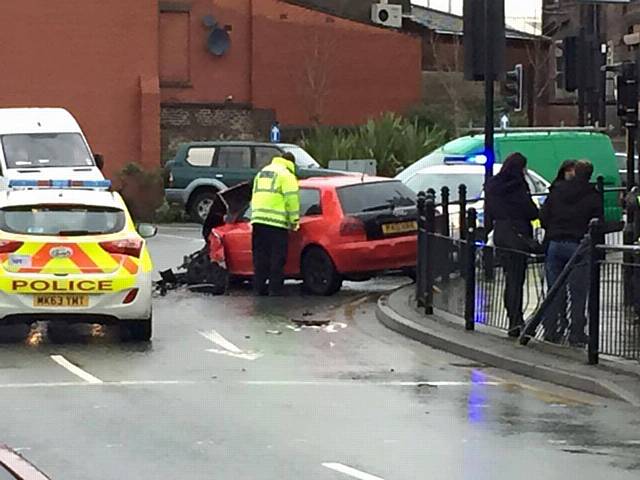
[544,240,588,342]
[252,223,289,295]
[500,251,527,330]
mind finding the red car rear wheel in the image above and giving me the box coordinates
[302,247,343,296]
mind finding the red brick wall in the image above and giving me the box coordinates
[0,0,160,176]
[252,0,422,125]
[161,0,422,126]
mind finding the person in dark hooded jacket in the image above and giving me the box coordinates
[540,160,603,346]
[485,152,539,337]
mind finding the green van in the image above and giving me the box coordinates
[396,130,622,221]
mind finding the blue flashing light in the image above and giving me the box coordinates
[468,154,487,165]
[443,154,488,166]
[8,179,111,190]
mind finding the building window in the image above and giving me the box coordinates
[159,7,191,87]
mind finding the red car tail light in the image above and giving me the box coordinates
[339,217,366,237]
[122,288,139,304]
[0,240,23,253]
[100,238,143,258]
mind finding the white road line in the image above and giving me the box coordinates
[199,330,243,353]
[199,330,263,360]
[0,379,503,390]
[50,355,103,384]
[0,380,197,389]
[205,349,263,360]
[322,463,385,480]
[243,380,501,387]
[157,233,203,242]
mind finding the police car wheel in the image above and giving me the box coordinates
[302,247,343,296]
[190,190,218,224]
[121,317,152,342]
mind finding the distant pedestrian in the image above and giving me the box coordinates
[551,160,577,188]
[540,160,603,346]
[485,153,539,337]
[250,151,300,296]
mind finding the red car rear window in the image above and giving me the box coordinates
[337,181,416,214]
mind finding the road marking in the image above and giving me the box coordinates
[242,380,501,387]
[50,355,103,384]
[205,349,263,360]
[199,330,243,353]
[0,380,198,389]
[157,233,203,242]
[322,463,384,480]
[0,378,502,390]
[200,330,263,360]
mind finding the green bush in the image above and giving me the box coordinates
[300,113,447,177]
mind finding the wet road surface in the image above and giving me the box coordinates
[0,225,639,480]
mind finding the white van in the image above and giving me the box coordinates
[0,108,104,181]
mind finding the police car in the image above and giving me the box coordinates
[402,160,549,237]
[0,180,156,341]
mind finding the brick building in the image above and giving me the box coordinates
[0,0,421,175]
[408,4,550,126]
[542,0,640,128]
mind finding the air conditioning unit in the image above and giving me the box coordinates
[371,0,402,28]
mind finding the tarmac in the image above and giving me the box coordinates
[377,285,640,406]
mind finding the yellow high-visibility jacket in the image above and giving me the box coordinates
[251,157,300,230]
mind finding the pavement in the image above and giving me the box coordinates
[0,225,638,479]
[377,285,640,406]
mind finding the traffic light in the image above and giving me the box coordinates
[616,61,638,126]
[502,64,523,112]
[463,0,505,81]
[563,36,579,92]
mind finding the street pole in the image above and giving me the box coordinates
[484,0,495,184]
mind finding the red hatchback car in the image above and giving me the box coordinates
[206,176,418,295]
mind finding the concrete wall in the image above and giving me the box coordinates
[0,0,160,177]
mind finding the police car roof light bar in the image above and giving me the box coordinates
[8,179,112,190]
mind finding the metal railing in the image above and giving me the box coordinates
[416,187,640,366]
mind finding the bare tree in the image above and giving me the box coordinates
[425,32,484,135]
[297,29,338,125]
[524,38,556,124]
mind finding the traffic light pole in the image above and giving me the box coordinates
[484,0,495,184]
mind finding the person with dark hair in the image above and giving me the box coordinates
[485,152,539,337]
[551,160,577,186]
[540,159,603,346]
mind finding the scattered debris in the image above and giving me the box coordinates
[153,248,228,296]
[291,317,330,327]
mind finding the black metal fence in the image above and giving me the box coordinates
[415,186,640,366]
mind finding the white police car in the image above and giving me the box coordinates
[0,179,156,341]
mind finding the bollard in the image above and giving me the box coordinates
[424,191,436,315]
[416,191,427,308]
[464,208,477,331]
[458,184,467,241]
[441,186,450,238]
[587,219,604,365]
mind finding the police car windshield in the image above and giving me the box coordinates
[0,205,125,236]
[1,133,94,169]
[405,172,485,199]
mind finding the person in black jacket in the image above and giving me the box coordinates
[485,153,539,337]
[540,160,603,346]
